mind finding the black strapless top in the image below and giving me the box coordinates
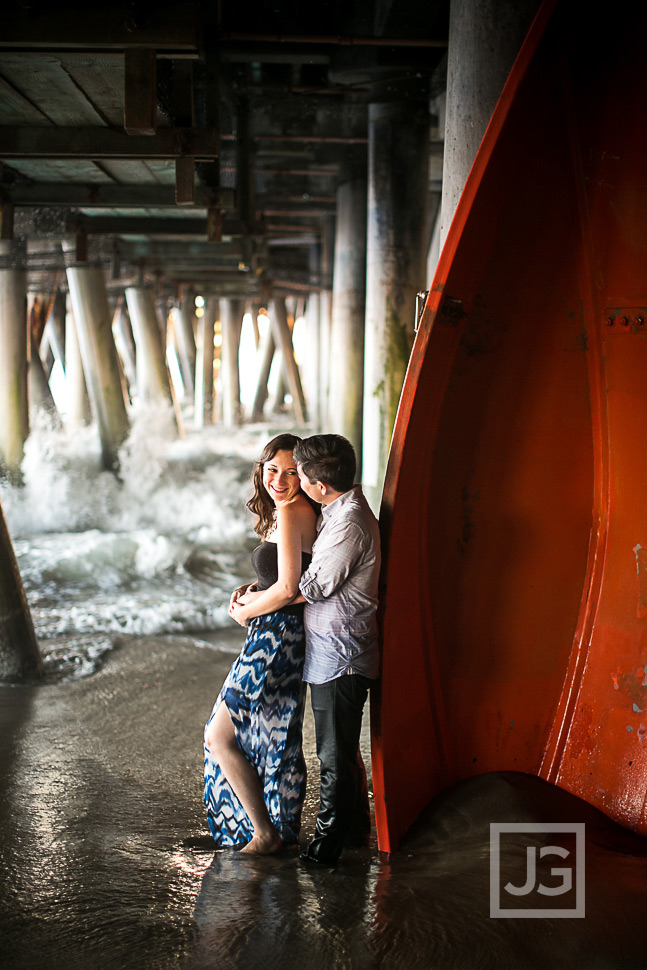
[250,542,312,616]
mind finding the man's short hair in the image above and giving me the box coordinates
[293,434,356,492]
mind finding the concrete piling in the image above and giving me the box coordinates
[0,497,42,682]
[67,265,130,471]
[195,295,217,428]
[112,301,137,399]
[0,242,29,484]
[169,301,197,401]
[29,329,61,425]
[125,285,175,410]
[328,176,367,463]
[64,293,92,429]
[220,298,245,427]
[362,98,430,500]
[251,323,276,422]
[270,297,307,424]
[441,0,540,247]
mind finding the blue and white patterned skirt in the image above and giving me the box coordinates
[203,610,307,847]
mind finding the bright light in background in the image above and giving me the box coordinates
[166,343,184,399]
[257,309,270,338]
[195,306,204,318]
[292,310,306,366]
[194,295,205,308]
[49,359,67,415]
[239,312,260,414]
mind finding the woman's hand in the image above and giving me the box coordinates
[228,599,249,627]
[229,583,256,610]
[229,589,264,626]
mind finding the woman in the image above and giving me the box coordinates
[204,433,318,854]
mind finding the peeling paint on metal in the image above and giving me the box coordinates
[611,664,647,711]
[633,543,647,618]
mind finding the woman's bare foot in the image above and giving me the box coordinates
[240,829,282,855]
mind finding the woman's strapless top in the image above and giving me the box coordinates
[250,542,312,616]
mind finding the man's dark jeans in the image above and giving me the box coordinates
[303,673,372,865]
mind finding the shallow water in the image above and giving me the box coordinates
[4,632,647,970]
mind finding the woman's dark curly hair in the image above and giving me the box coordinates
[246,433,304,538]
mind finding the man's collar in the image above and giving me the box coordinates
[320,484,360,517]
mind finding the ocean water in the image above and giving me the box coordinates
[0,407,299,682]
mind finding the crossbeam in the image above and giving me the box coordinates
[0,4,200,51]
[0,184,234,209]
[0,128,219,160]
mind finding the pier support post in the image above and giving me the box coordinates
[0,498,42,682]
[362,96,430,501]
[318,217,334,430]
[112,301,137,398]
[195,295,217,428]
[125,285,175,410]
[305,291,321,431]
[66,265,130,471]
[169,294,197,400]
[220,298,244,426]
[441,0,539,246]
[65,293,92,429]
[328,175,367,463]
[40,287,66,377]
[304,242,323,431]
[0,241,29,483]
[270,296,307,424]
[29,330,60,424]
[251,323,275,422]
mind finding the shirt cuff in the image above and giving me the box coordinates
[299,576,322,603]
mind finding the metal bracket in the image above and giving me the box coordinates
[415,290,429,331]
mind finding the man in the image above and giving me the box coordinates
[292,434,380,866]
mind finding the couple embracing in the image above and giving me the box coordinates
[203,433,380,867]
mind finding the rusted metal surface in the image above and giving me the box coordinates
[373,0,647,853]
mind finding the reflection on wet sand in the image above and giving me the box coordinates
[191,771,647,970]
[193,849,379,969]
[3,637,647,970]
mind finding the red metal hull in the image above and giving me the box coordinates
[372,0,647,853]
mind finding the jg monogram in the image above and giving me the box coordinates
[490,823,585,917]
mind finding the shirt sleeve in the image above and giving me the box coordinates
[299,518,364,602]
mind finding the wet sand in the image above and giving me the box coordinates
[2,635,647,970]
